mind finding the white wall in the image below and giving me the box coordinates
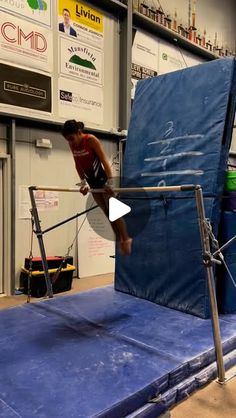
[100,15,120,131]
[0,124,7,154]
[231,131,236,152]
[231,115,236,152]
[145,0,236,52]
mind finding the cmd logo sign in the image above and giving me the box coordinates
[1,22,47,52]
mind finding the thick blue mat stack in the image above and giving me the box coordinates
[1,288,236,417]
[115,58,236,318]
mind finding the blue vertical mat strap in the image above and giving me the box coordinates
[115,58,236,318]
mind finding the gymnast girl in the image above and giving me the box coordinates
[62,119,132,256]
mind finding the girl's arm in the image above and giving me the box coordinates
[88,135,112,179]
[75,162,86,181]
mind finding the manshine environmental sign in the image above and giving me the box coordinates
[60,37,103,85]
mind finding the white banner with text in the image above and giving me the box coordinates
[58,76,103,126]
[0,0,52,27]
[0,13,53,72]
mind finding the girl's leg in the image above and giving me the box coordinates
[92,192,132,255]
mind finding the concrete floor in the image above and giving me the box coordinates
[1,273,236,418]
[171,372,236,418]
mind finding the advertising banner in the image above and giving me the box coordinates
[132,29,159,99]
[0,0,52,27]
[0,13,53,72]
[132,29,159,71]
[0,63,51,112]
[58,77,103,126]
[60,37,103,85]
[58,0,104,49]
[158,39,185,74]
[131,63,158,81]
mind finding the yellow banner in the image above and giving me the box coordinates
[59,0,103,33]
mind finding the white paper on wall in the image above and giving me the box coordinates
[78,206,115,278]
[18,186,59,219]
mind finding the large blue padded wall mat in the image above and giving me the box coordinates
[115,58,236,318]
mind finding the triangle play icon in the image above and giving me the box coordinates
[109,197,131,222]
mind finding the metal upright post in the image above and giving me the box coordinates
[9,119,16,295]
[195,186,225,383]
[119,0,132,130]
[28,187,53,298]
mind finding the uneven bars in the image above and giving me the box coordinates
[28,183,225,382]
[29,184,198,193]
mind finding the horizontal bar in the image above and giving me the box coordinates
[29,186,81,192]
[91,186,190,193]
[29,184,198,193]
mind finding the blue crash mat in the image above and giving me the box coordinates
[1,287,236,417]
[126,349,236,418]
[116,58,236,318]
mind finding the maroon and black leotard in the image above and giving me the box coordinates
[70,134,107,188]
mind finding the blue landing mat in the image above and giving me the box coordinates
[1,286,236,418]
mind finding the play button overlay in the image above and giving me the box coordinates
[85,176,151,241]
[109,197,131,222]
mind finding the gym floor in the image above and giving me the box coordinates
[1,274,236,418]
